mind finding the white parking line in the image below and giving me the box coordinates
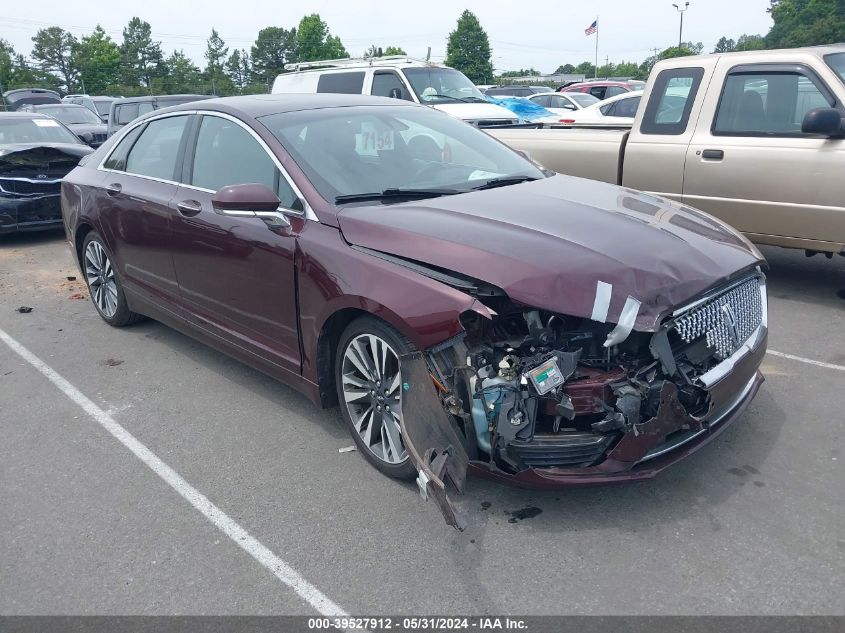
[0,326,348,617]
[767,349,845,372]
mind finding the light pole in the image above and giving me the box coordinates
[672,2,690,50]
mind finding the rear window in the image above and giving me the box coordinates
[316,72,366,95]
[640,67,705,135]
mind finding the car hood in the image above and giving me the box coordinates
[336,174,765,331]
[66,123,107,134]
[431,101,518,122]
[0,143,93,175]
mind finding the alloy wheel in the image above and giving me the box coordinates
[341,333,406,464]
[84,240,118,319]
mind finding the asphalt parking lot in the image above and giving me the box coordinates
[1,230,843,616]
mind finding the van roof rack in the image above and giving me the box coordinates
[284,55,436,72]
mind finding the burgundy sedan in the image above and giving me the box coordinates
[61,95,767,529]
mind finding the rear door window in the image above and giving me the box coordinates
[605,86,628,98]
[115,104,139,125]
[589,86,606,99]
[640,67,705,135]
[613,95,641,118]
[316,72,366,94]
[125,115,189,181]
[713,68,834,136]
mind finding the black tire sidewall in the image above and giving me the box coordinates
[81,231,136,327]
[335,316,417,481]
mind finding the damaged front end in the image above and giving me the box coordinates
[400,271,768,529]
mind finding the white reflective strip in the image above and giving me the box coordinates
[591,281,612,323]
[603,296,642,347]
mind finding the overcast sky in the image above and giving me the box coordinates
[2,0,774,73]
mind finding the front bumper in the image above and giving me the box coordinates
[471,329,767,489]
[0,194,63,234]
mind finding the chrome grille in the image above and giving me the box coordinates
[673,277,763,360]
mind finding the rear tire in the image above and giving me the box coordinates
[81,231,144,327]
[335,316,417,480]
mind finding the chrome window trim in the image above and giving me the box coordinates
[97,109,317,221]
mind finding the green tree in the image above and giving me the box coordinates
[31,27,79,92]
[294,14,348,62]
[251,26,296,85]
[226,49,251,92]
[75,26,121,94]
[735,34,767,50]
[384,46,406,56]
[364,45,407,57]
[120,17,163,90]
[160,50,202,93]
[659,41,705,60]
[499,68,540,78]
[204,28,234,94]
[445,10,494,83]
[767,0,845,48]
[0,39,15,91]
[574,61,596,76]
[554,63,576,74]
[714,36,736,53]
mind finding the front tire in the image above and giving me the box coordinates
[335,316,416,480]
[81,231,143,327]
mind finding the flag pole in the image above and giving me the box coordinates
[594,16,599,78]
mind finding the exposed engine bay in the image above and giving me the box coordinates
[422,274,764,475]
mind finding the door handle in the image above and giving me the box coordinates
[105,183,122,196]
[701,149,724,160]
[176,200,203,217]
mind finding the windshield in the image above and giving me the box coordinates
[402,67,488,104]
[37,106,102,125]
[0,117,82,144]
[92,100,113,116]
[825,53,845,85]
[569,93,600,107]
[260,104,544,204]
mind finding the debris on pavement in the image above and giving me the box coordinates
[66,276,77,281]
[68,293,86,300]
[338,446,357,453]
[15,306,33,313]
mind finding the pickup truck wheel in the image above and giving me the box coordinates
[336,317,416,480]
[82,232,144,327]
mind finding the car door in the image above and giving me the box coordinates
[369,70,413,101]
[97,114,191,316]
[170,112,302,375]
[684,62,845,247]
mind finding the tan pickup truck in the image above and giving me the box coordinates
[489,46,845,255]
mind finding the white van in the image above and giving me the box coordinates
[272,57,520,128]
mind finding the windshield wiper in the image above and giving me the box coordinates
[471,176,540,191]
[421,93,468,103]
[335,187,463,204]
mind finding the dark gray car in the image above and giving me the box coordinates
[30,104,108,147]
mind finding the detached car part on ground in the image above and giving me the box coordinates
[60,95,767,530]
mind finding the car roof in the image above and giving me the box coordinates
[113,94,212,105]
[0,111,52,119]
[163,93,419,119]
[33,103,86,109]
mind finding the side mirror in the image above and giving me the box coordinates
[78,131,95,145]
[389,87,404,100]
[563,103,577,111]
[211,183,290,228]
[801,108,844,137]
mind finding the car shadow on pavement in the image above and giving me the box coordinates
[0,229,66,249]
[761,245,845,309]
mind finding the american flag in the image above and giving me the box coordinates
[585,19,598,36]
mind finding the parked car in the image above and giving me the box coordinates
[31,104,108,146]
[489,45,845,256]
[62,94,767,529]
[0,112,92,234]
[2,88,61,111]
[559,80,645,99]
[527,91,600,115]
[484,85,554,97]
[273,56,520,128]
[107,94,213,136]
[551,91,642,126]
[63,94,119,122]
